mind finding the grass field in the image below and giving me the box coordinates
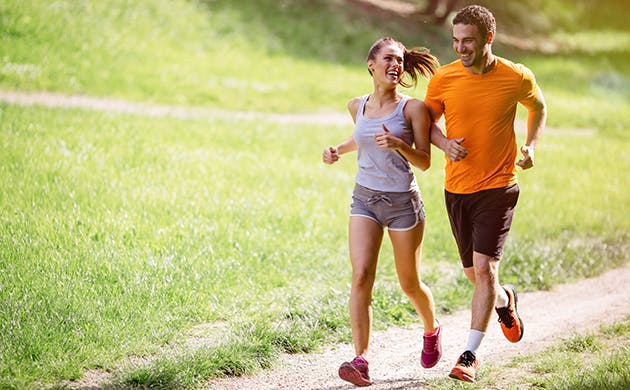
[1,0,629,388]
[1,102,628,388]
[426,315,630,389]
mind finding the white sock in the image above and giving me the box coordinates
[495,285,509,308]
[464,329,485,354]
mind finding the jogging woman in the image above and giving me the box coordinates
[322,37,441,387]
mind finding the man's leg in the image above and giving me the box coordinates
[470,251,500,332]
[450,253,500,383]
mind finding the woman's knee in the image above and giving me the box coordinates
[352,267,377,289]
[398,275,422,297]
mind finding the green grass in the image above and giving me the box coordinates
[0,0,439,112]
[0,103,366,387]
[516,318,630,389]
[425,316,630,389]
[516,50,630,136]
[1,100,628,388]
[3,0,628,133]
[1,0,629,388]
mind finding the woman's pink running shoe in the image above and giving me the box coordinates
[338,356,372,386]
[421,321,442,368]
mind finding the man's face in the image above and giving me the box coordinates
[452,23,488,69]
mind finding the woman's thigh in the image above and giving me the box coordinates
[349,216,384,276]
[388,221,425,282]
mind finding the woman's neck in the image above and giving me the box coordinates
[370,86,400,107]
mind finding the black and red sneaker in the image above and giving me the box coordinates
[496,284,524,342]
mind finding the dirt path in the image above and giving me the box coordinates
[208,263,630,389]
[1,90,597,137]
[3,89,621,389]
[0,90,349,126]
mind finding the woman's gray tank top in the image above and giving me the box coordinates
[353,94,418,192]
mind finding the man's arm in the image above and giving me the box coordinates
[428,108,468,162]
[517,89,547,169]
[430,121,449,151]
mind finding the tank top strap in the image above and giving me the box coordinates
[356,94,370,120]
[395,94,410,117]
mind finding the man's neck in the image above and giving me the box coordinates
[468,51,496,75]
[481,53,496,74]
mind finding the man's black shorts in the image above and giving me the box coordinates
[445,184,520,268]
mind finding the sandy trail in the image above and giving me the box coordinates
[208,263,630,389]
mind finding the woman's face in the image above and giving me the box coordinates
[368,44,404,85]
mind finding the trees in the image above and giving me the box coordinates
[415,0,461,25]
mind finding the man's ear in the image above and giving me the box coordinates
[486,30,495,45]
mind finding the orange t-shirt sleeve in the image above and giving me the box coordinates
[424,72,444,121]
[517,64,540,109]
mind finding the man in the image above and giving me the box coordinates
[424,4,547,383]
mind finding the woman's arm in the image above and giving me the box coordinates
[374,99,431,171]
[322,97,360,165]
[404,99,432,171]
[322,136,357,164]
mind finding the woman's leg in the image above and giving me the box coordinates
[348,216,384,357]
[388,221,437,332]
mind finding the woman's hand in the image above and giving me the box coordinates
[322,146,340,164]
[374,124,401,149]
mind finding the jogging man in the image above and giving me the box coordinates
[424,5,547,383]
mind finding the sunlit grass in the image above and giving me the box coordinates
[1,101,628,387]
[2,1,628,135]
[551,31,630,53]
[1,0,629,387]
[484,33,630,136]
[425,317,630,389]
[0,104,354,386]
[521,318,630,389]
[0,0,379,112]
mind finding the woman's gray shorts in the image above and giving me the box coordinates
[350,183,425,231]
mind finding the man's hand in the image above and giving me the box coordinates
[446,137,467,162]
[516,145,535,169]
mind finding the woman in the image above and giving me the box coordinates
[322,37,441,387]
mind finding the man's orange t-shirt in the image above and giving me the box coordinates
[425,57,540,194]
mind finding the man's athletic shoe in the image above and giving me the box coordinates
[495,284,524,342]
[338,356,372,387]
[421,321,442,368]
[449,350,478,383]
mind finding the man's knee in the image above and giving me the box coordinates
[472,252,499,281]
[463,266,476,284]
